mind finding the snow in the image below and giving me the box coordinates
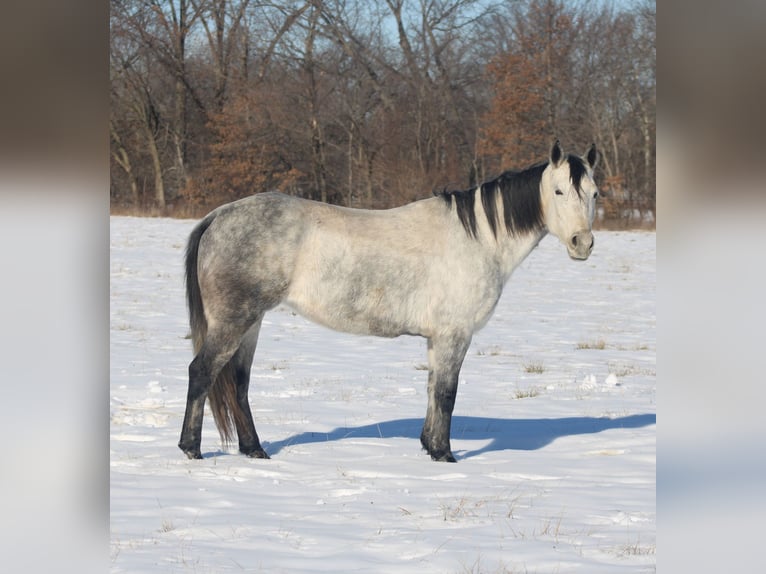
[110,215,655,573]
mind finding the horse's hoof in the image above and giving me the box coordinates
[421,438,457,462]
[429,450,457,463]
[244,449,270,459]
[179,444,203,459]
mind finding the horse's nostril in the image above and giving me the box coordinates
[589,236,594,250]
[571,235,578,247]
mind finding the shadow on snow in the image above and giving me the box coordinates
[251,414,656,461]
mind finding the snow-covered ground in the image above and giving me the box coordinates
[110,215,655,573]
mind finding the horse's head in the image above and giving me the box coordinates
[540,141,599,260]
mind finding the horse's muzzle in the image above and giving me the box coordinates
[568,230,594,260]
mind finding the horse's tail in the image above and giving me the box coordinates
[185,214,213,359]
[185,213,243,445]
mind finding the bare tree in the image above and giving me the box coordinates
[192,0,251,111]
[130,0,201,189]
[111,7,170,211]
[109,0,655,225]
[480,0,580,171]
[302,3,330,202]
[579,2,655,224]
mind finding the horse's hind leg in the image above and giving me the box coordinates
[230,320,269,458]
[179,342,228,459]
[420,333,472,462]
[179,322,253,459]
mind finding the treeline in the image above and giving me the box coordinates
[110,0,655,225]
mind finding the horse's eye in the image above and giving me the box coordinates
[555,189,563,196]
[593,191,598,199]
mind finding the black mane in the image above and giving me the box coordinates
[437,162,546,239]
[437,155,587,239]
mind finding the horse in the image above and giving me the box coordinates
[179,140,599,462]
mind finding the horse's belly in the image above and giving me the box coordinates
[284,236,431,337]
[284,288,417,338]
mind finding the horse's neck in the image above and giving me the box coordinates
[496,227,549,280]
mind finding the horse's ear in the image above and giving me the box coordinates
[550,140,565,167]
[586,143,599,170]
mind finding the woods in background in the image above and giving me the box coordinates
[110,0,655,226]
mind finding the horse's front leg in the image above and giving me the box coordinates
[421,333,472,462]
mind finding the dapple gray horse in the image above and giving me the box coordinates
[179,141,599,462]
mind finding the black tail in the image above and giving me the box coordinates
[185,213,245,445]
[185,214,214,358]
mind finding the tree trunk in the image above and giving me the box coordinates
[174,0,188,191]
[305,6,328,203]
[110,121,140,206]
[635,83,654,221]
[143,122,165,211]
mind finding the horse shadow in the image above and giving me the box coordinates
[261,413,656,460]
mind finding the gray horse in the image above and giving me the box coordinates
[179,141,599,462]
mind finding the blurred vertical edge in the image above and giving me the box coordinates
[0,1,108,573]
[661,1,766,572]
